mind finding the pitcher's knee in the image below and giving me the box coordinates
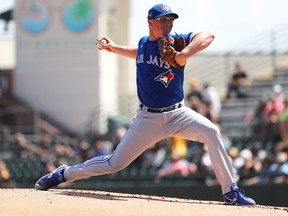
[203,123,221,137]
[109,163,128,173]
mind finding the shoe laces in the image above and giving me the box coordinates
[233,187,249,198]
[48,172,63,187]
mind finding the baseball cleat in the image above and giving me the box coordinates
[224,183,256,205]
[35,165,68,191]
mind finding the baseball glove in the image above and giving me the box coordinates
[158,36,186,68]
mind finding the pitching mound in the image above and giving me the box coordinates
[1,189,287,216]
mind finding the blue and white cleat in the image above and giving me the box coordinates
[35,165,68,191]
[224,184,256,206]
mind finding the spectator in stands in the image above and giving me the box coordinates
[185,79,220,123]
[0,160,13,187]
[156,150,197,178]
[267,151,288,184]
[228,147,241,169]
[260,86,285,146]
[11,132,33,158]
[169,137,188,159]
[0,160,16,188]
[43,161,57,174]
[202,82,222,122]
[38,134,54,153]
[11,132,57,159]
[113,125,128,148]
[244,97,270,143]
[141,140,167,169]
[236,148,273,186]
[257,84,285,148]
[87,136,112,159]
[226,63,250,99]
[186,90,214,123]
[219,126,232,150]
[237,148,262,186]
[185,77,202,111]
[53,141,75,158]
[278,97,288,149]
[28,134,54,158]
[244,90,284,147]
[271,84,285,113]
[72,137,90,162]
[199,144,219,186]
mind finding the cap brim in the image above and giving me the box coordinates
[156,12,179,19]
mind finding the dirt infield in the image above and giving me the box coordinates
[1,189,288,216]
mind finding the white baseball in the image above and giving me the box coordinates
[97,39,107,48]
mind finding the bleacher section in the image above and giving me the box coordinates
[220,69,288,145]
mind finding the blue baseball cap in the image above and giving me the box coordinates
[147,4,179,20]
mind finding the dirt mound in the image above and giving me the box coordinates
[1,189,287,216]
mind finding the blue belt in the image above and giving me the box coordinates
[140,103,182,113]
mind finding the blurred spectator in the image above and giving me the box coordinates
[219,126,232,150]
[141,140,167,169]
[169,137,188,159]
[257,153,274,184]
[113,126,128,148]
[87,136,113,159]
[72,137,90,162]
[43,161,57,174]
[226,63,250,99]
[0,160,9,180]
[185,78,221,123]
[257,85,285,147]
[267,151,288,184]
[185,77,202,111]
[271,84,285,112]
[234,148,272,185]
[278,97,288,148]
[261,99,282,146]
[244,92,283,147]
[11,133,34,158]
[11,133,60,159]
[188,96,202,114]
[237,148,262,186]
[244,97,268,142]
[199,144,219,186]
[228,147,241,169]
[202,82,222,122]
[53,141,75,158]
[0,160,15,188]
[200,145,213,173]
[156,151,197,178]
[192,99,216,123]
[28,134,51,157]
[226,147,240,182]
[185,141,203,166]
[38,134,54,154]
